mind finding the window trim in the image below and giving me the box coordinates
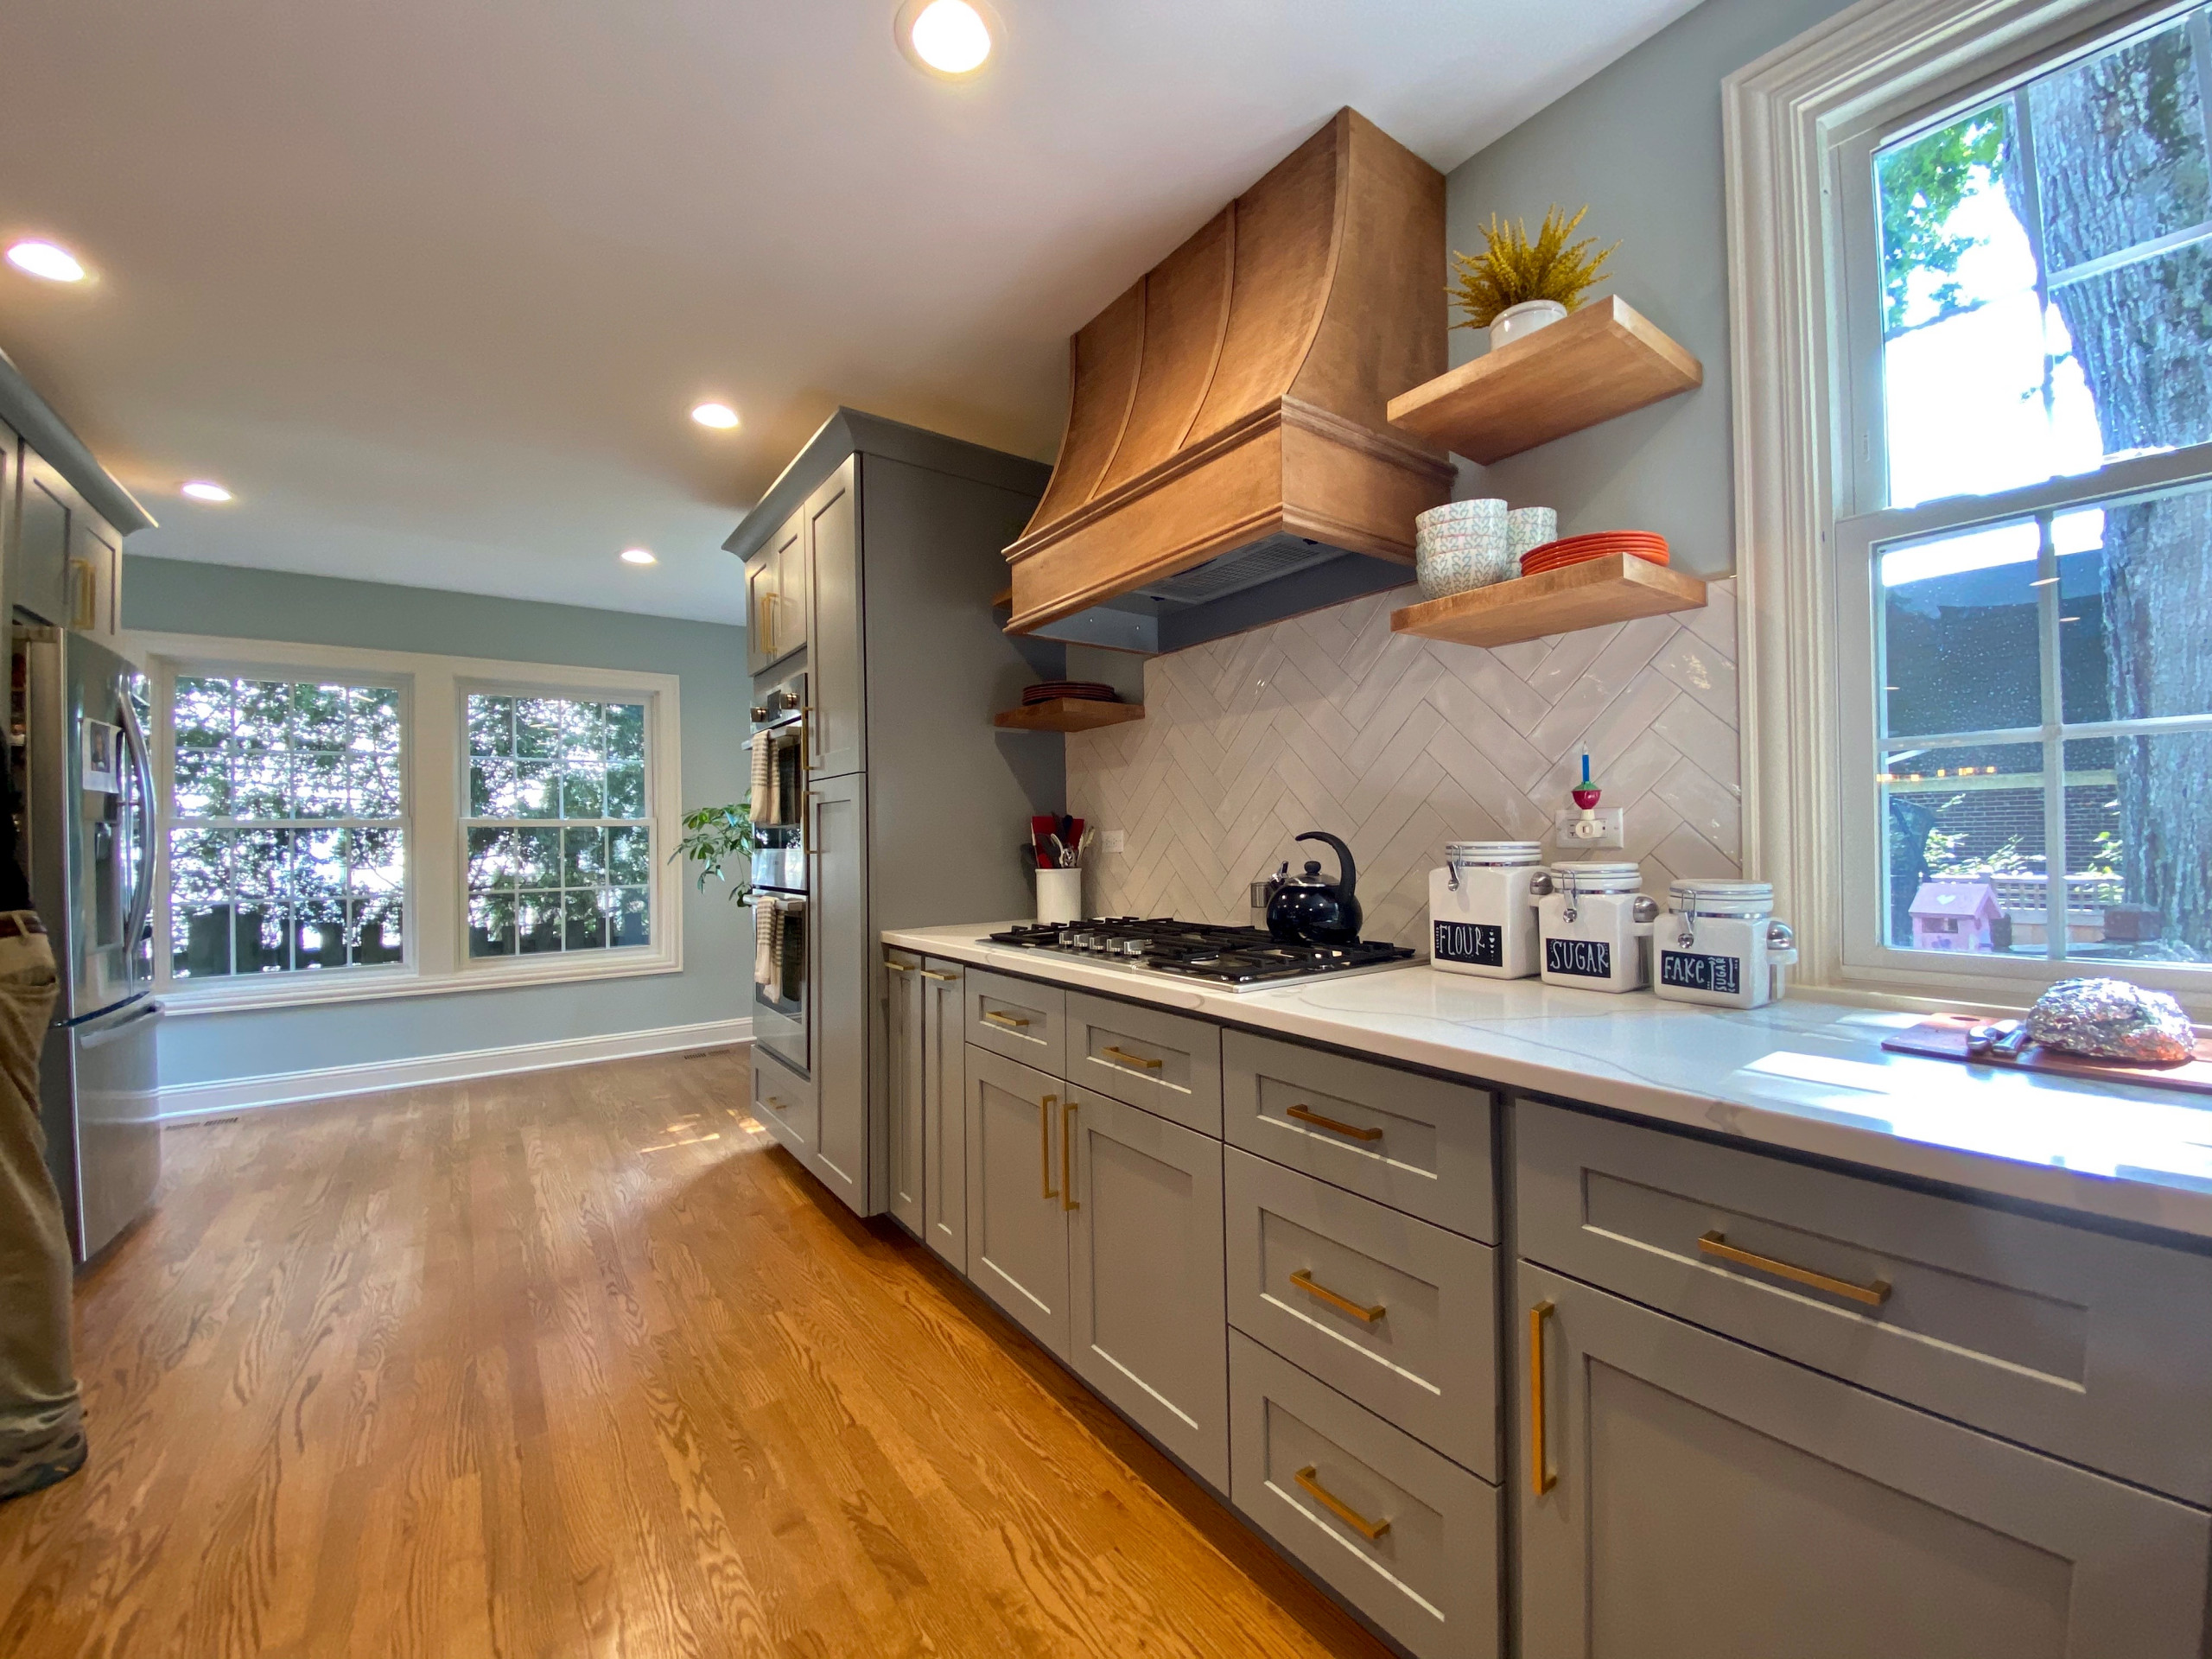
[132,632,683,1015]
[1725,0,2212,1017]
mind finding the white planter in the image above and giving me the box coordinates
[1490,300,1567,350]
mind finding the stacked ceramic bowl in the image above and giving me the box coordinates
[1415,500,1512,598]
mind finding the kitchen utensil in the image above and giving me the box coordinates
[1039,832,1066,868]
[1265,831,1364,946]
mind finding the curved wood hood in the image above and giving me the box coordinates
[1005,109,1451,652]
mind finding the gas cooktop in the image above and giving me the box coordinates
[982,918,1415,991]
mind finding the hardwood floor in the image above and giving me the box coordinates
[0,1048,1393,1658]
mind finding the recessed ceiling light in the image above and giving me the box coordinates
[6,239,86,283]
[620,547,657,565]
[690,401,740,429]
[896,0,995,76]
[181,480,233,503]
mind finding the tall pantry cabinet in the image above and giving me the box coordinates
[728,409,1059,1219]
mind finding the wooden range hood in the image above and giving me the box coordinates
[1003,109,1452,654]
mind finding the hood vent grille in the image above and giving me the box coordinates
[1002,110,1452,655]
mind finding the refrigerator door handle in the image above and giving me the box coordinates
[118,690,157,955]
[74,998,161,1043]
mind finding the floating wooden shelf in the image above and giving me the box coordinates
[992,697,1145,734]
[992,585,1014,610]
[1385,296,1702,465]
[1391,555,1707,649]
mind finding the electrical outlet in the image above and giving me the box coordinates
[1552,807,1626,850]
[1099,828,1127,855]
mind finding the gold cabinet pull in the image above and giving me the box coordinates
[1289,1268,1384,1324]
[920,968,959,982]
[1039,1095,1058,1200]
[1697,1230,1892,1307]
[1100,1044,1163,1071]
[984,1009,1033,1030]
[1285,1104,1382,1142]
[1294,1466,1389,1541]
[1061,1099,1079,1211]
[1529,1300,1555,1496]
[884,960,915,974]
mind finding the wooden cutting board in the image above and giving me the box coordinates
[1880,1014,2212,1097]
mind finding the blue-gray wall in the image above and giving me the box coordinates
[1444,0,1858,578]
[124,555,752,1089]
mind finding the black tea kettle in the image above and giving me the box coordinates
[1266,831,1363,946]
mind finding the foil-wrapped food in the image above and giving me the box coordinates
[2025,976,2198,1064]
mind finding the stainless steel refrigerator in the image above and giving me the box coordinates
[14,623,159,1261]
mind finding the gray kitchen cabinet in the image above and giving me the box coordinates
[751,1042,817,1162]
[1230,1330,1499,1659]
[1516,1260,2210,1659]
[1224,1030,1494,1241]
[884,947,925,1236]
[1226,1147,1496,1478]
[808,772,868,1209]
[964,967,1068,1074]
[921,961,967,1270]
[729,410,1054,1221]
[805,459,864,780]
[1065,1084,1229,1488]
[964,1045,1071,1356]
[745,508,804,677]
[1516,1098,2212,1504]
[16,448,78,629]
[1063,989,1223,1134]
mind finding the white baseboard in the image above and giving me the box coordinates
[156,1018,753,1122]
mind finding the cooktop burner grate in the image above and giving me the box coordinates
[982,918,1414,989]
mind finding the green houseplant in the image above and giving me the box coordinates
[671,803,754,902]
[1449,204,1618,347]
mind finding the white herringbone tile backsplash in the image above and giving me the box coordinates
[1066,579,1742,950]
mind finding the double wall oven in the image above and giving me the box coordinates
[749,671,810,1074]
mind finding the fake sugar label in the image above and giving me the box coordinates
[1544,938,1612,980]
[1660,950,1742,996]
[1434,920,1503,968]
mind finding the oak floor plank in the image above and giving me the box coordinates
[0,1048,1394,1658]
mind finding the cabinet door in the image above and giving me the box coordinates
[1516,1262,2210,1659]
[16,450,73,628]
[922,963,968,1271]
[807,772,869,1213]
[805,459,864,779]
[884,948,925,1235]
[747,509,804,677]
[963,1045,1069,1357]
[1065,1084,1229,1489]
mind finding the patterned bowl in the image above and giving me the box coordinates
[1416,499,1510,595]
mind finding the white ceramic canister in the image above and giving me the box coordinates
[1654,880,1799,1009]
[1536,861,1656,993]
[1429,841,1549,979]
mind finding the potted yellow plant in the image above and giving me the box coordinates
[1449,205,1618,349]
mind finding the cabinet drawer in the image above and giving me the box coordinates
[751,1045,817,1160]
[965,968,1066,1074]
[1516,1261,2210,1659]
[1516,1099,2212,1505]
[1230,1331,1499,1659]
[1227,1148,1496,1478]
[1224,1031,1494,1240]
[1065,989,1222,1134]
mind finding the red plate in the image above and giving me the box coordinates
[1521,548,1669,575]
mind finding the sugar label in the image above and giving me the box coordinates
[1544,938,1612,980]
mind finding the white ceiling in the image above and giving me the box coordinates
[0,0,1697,625]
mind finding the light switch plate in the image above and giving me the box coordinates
[1552,807,1625,850]
[1099,829,1127,854]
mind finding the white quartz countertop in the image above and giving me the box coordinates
[881,923,2212,1243]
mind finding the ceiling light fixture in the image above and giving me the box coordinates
[895,0,996,77]
[620,547,657,565]
[181,480,233,503]
[6,239,86,283]
[690,401,740,429]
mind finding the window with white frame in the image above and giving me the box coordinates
[1730,0,2212,1010]
[143,636,682,1010]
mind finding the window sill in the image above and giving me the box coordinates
[158,947,683,1016]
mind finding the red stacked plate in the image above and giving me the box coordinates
[1021,681,1119,706]
[1519,532,1669,576]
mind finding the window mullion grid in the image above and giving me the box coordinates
[2195,10,2212,167]
[2006,86,2062,451]
[2031,510,2069,963]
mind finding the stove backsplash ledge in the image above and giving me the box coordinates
[1065,579,1741,951]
